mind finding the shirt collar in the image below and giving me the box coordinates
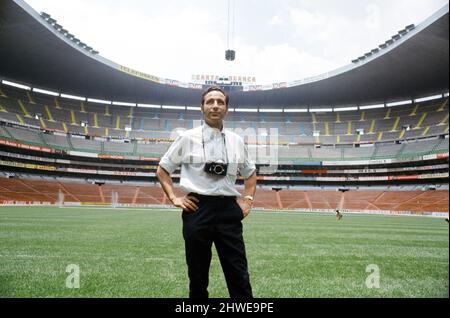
[203,121,226,138]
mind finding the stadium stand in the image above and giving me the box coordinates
[0,177,447,213]
[0,84,448,148]
[0,1,448,217]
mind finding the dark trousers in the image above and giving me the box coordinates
[182,193,253,298]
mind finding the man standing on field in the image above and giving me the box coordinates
[157,86,257,298]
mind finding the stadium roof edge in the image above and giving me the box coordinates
[0,0,448,108]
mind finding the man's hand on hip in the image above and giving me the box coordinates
[171,195,199,213]
[238,198,253,218]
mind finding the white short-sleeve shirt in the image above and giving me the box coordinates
[159,123,256,197]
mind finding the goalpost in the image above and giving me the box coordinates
[111,191,119,208]
[57,189,65,207]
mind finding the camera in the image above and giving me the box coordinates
[204,161,228,177]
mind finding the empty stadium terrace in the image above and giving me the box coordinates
[0,84,448,160]
[0,176,448,214]
[0,83,448,214]
[0,0,448,216]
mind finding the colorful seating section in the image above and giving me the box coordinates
[0,177,447,213]
[0,84,448,142]
[0,84,448,160]
[1,85,448,213]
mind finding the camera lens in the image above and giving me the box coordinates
[214,165,224,174]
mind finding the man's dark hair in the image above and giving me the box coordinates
[201,86,229,107]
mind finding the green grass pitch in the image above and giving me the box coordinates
[0,206,448,298]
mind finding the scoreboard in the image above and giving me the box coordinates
[191,74,256,91]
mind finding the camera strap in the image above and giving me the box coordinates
[202,125,228,164]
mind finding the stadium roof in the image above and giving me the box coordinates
[0,0,448,108]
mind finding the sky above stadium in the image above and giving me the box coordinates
[26,0,449,85]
